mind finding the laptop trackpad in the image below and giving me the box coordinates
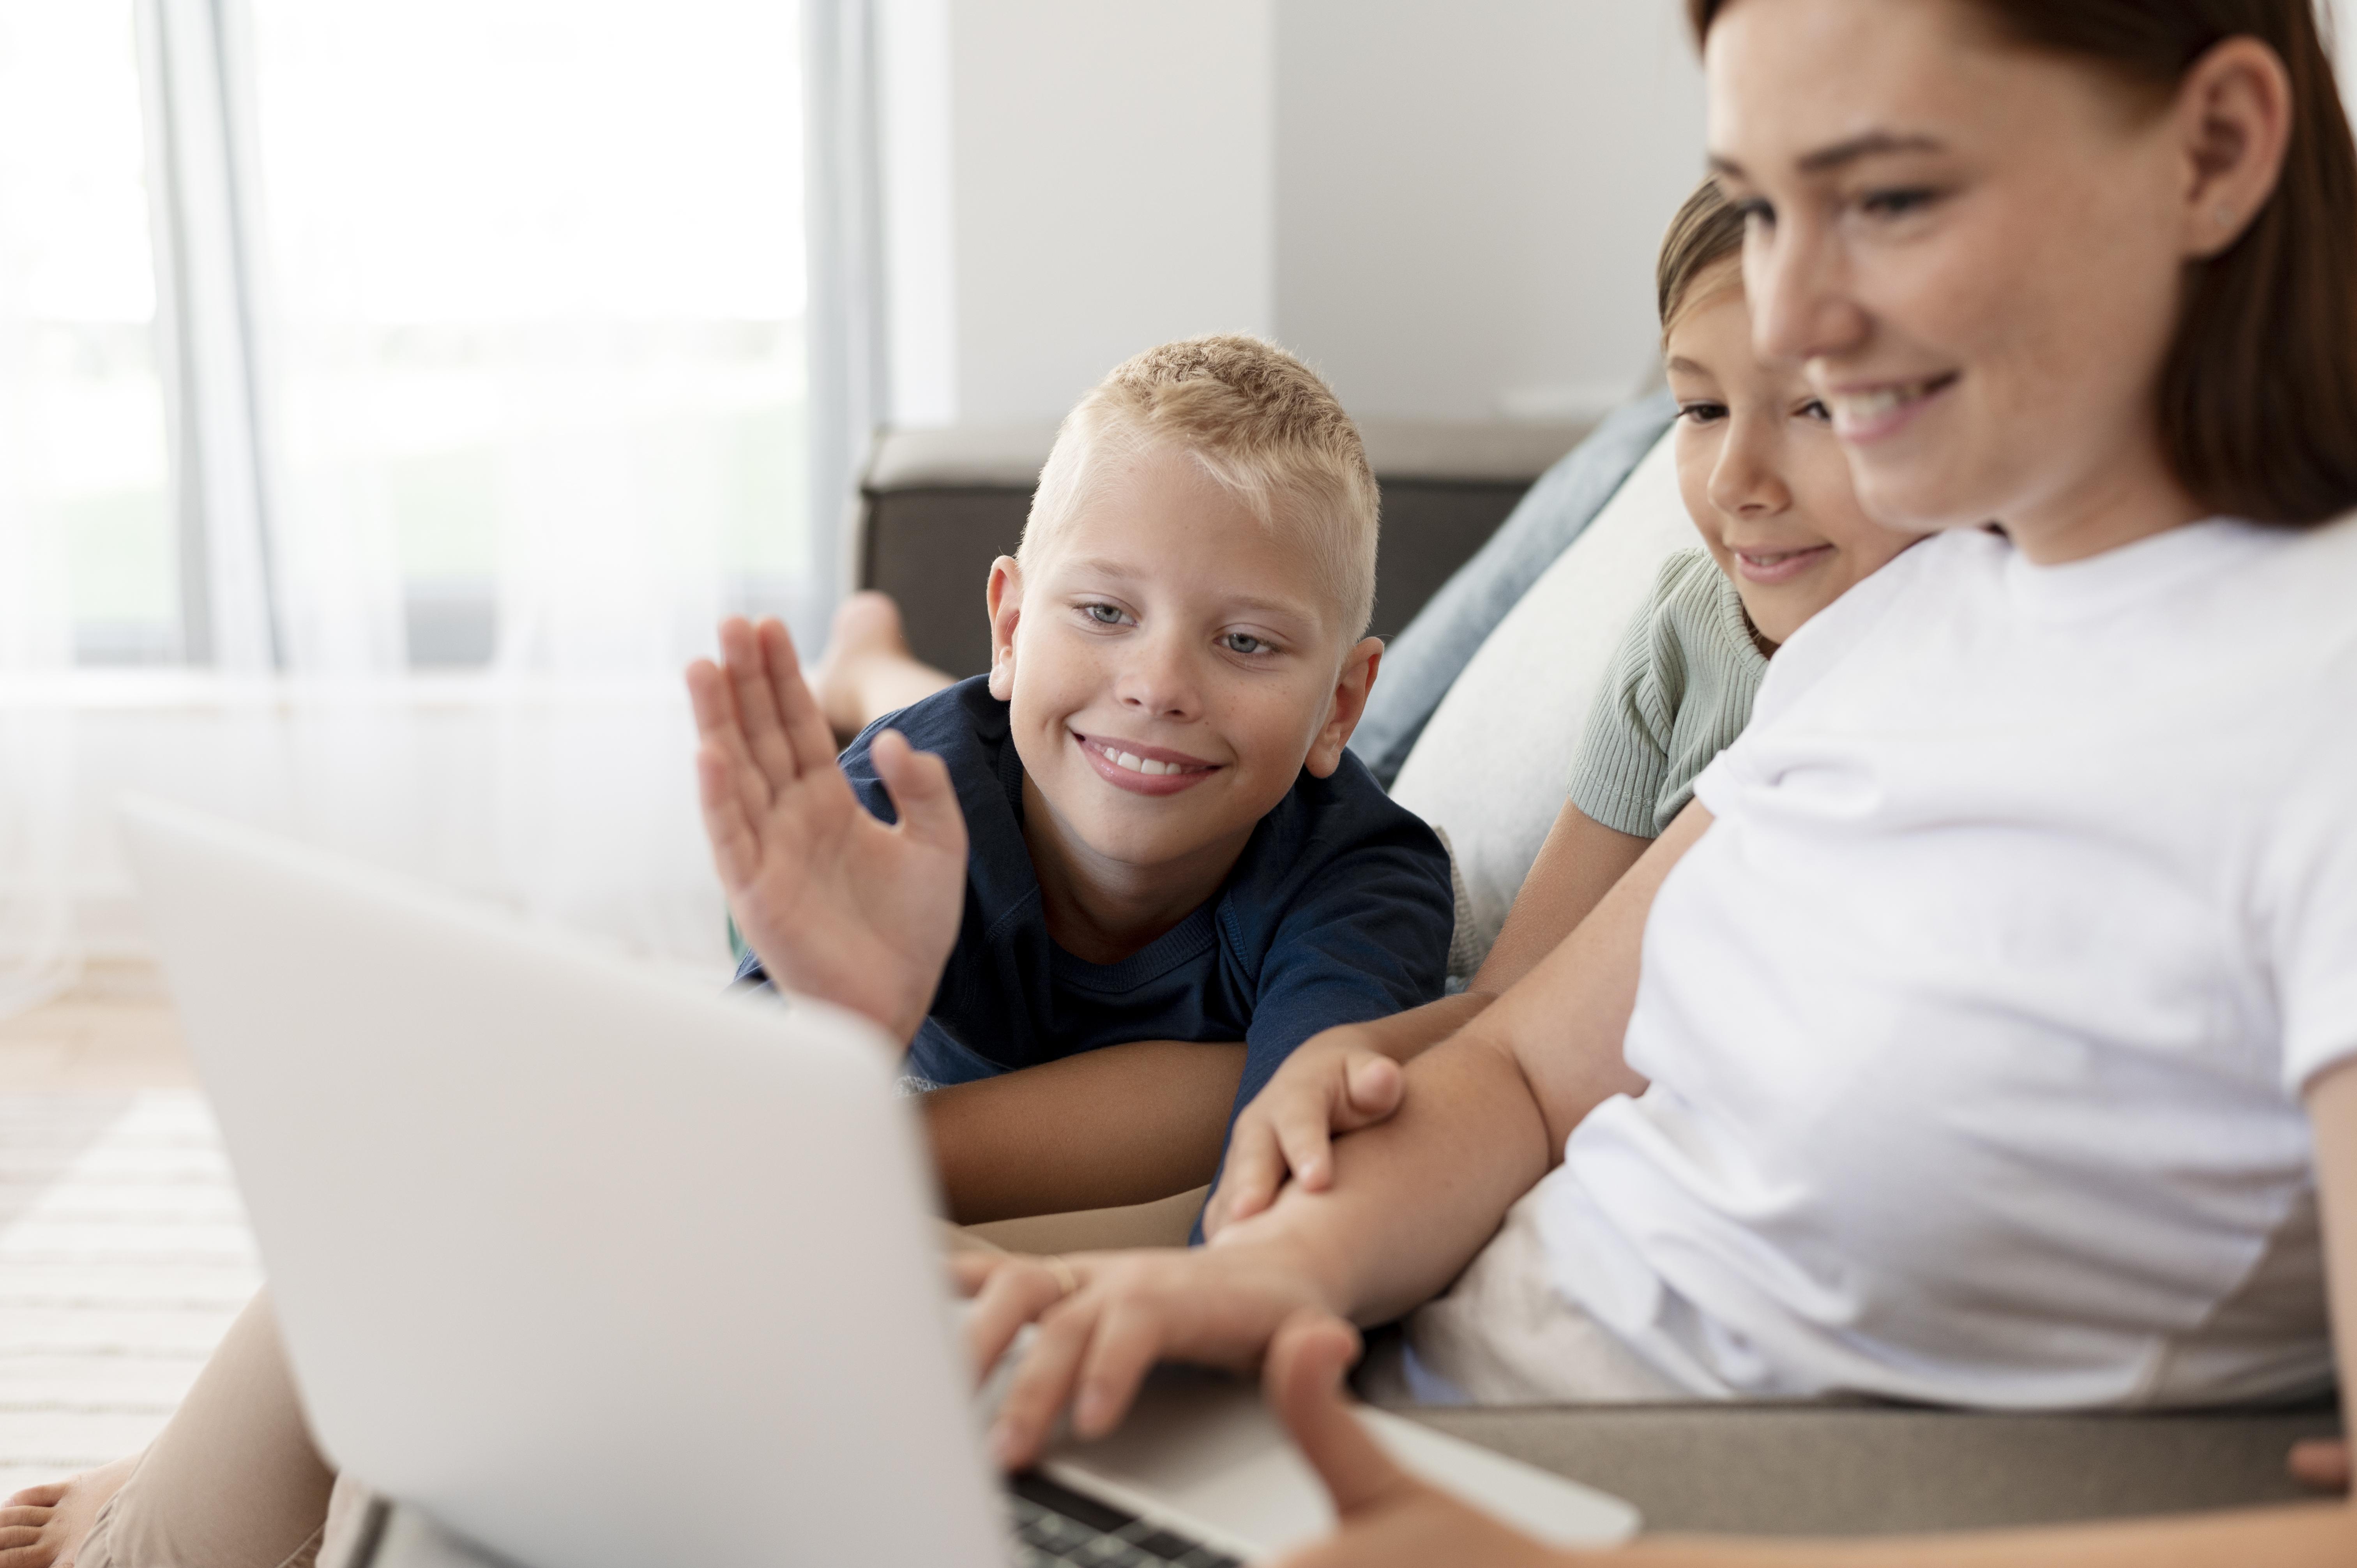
[1039,1367,1640,1560]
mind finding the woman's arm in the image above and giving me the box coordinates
[963,805,1709,1464]
[1247,803,1691,1319]
[923,1041,1247,1223]
[1265,1061,2357,1567]
[1205,802,1652,1232]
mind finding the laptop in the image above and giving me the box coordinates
[119,795,1640,1566]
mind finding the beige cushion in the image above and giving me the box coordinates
[1403,1402,2341,1537]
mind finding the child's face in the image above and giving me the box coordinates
[985,444,1377,878]
[1667,269,1913,648]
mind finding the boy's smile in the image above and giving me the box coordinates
[984,442,1380,962]
[1072,731,1221,793]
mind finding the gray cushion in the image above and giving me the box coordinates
[856,417,1601,683]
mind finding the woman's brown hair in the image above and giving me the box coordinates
[1657,178,1749,337]
[1686,0,2357,526]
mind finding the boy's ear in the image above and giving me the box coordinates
[985,556,1024,701]
[1303,636,1383,779]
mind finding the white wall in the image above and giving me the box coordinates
[877,0,958,426]
[1274,0,1702,422]
[878,1,1703,430]
[951,0,1276,423]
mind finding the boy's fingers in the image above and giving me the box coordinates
[686,659,773,821]
[722,618,802,792]
[694,747,762,890]
[1265,1311,1415,1519]
[872,731,966,853]
[685,657,731,736]
[758,618,840,777]
[1336,1054,1404,1129]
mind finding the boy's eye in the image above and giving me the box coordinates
[1082,603,1129,627]
[1679,401,1730,426]
[1221,631,1272,656]
[1797,398,1832,423]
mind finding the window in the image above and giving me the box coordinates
[245,0,811,673]
[0,0,177,666]
[0,0,812,677]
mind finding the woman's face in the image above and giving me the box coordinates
[1703,0,2205,558]
[1667,268,1915,648]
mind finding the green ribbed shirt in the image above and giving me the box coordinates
[1568,548,1769,839]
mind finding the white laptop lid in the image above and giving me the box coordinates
[119,796,1006,1568]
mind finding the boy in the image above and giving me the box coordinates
[686,336,1454,1224]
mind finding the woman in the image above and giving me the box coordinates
[960,1,2357,1561]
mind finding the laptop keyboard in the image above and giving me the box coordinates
[1009,1471,1243,1568]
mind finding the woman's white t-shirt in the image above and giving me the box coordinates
[1533,517,2357,1407]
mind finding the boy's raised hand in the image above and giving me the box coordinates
[687,616,966,1045]
[1201,1028,1406,1240]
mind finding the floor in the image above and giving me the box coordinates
[0,963,260,1497]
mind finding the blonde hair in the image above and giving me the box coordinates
[1020,335,1380,641]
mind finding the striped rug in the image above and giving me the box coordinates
[0,1092,261,1497]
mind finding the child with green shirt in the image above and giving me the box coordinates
[1205,179,1919,1234]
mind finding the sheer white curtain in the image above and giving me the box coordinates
[0,320,83,1017]
[0,0,151,1014]
[244,0,812,680]
[0,0,835,1017]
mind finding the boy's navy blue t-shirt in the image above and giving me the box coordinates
[733,676,1453,1130]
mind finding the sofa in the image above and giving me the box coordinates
[350,408,2344,1564]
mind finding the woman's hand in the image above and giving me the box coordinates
[1201,1026,1406,1238]
[954,1239,1345,1469]
[686,616,967,1045]
[1263,1311,1571,1568]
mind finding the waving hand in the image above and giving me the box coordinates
[687,616,967,1044]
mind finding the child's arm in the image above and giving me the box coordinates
[686,616,968,1045]
[1203,801,1653,1236]
[922,1042,1249,1223]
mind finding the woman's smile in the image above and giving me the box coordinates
[1821,372,1961,442]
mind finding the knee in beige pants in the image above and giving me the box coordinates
[80,1291,340,1568]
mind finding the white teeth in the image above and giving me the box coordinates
[1832,388,1904,420]
[1087,737,1201,777]
[1827,377,1944,427]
